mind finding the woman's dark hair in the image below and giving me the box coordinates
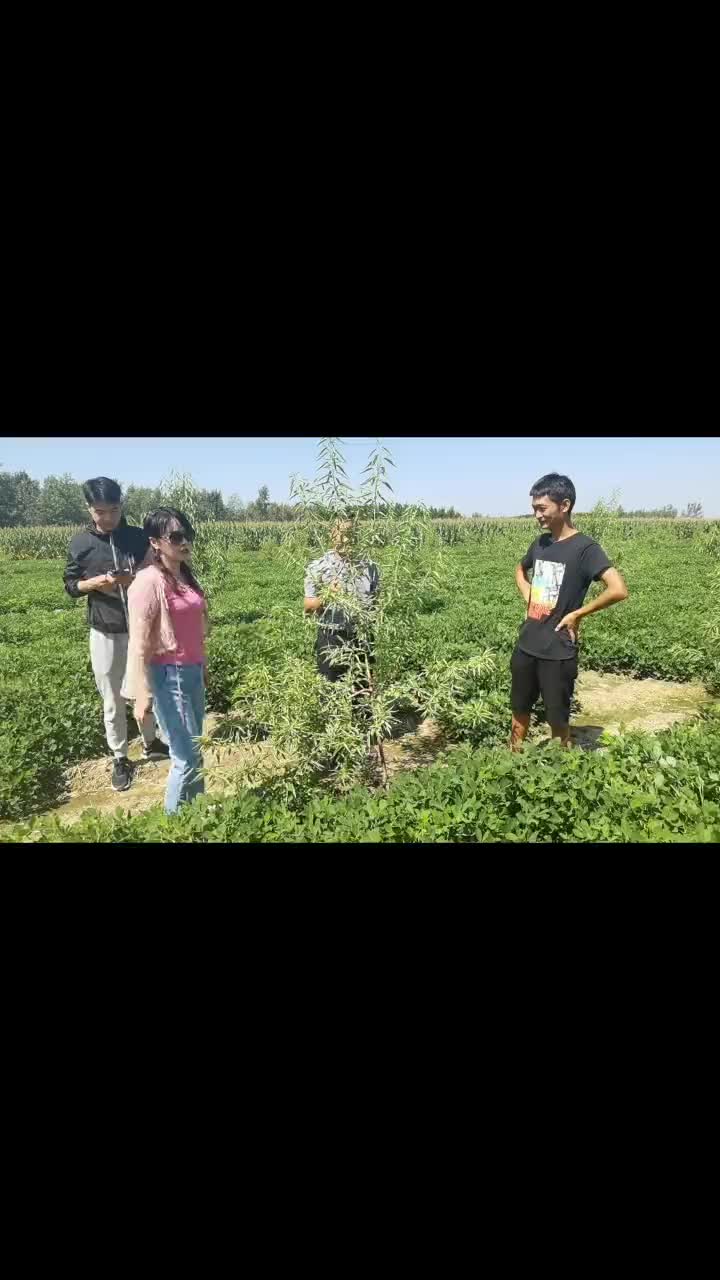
[144,507,204,595]
[83,476,122,506]
[529,472,576,512]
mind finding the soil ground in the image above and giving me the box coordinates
[21,671,716,827]
[53,714,279,824]
[561,670,712,748]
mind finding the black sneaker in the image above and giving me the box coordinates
[142,738,170,761]
[111,757,132,791]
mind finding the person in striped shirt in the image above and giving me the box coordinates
[304,520,379,684]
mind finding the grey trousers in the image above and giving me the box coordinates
[89,628,160,758]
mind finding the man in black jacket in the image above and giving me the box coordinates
[63,477,168,791]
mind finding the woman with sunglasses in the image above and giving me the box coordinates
[125,508,209,814]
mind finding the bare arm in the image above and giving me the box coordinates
[515,563,531,606]
[304,573,340,614]
[555,567,629,633]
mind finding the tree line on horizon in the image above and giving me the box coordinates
[0,469,468,527]
[0,467,705,527]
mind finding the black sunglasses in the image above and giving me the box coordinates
[163,530,194,545]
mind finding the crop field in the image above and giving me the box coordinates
[1,517,719,843]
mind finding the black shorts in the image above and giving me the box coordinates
[510,645,578,725]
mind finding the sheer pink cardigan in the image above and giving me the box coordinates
[125,564,209,703]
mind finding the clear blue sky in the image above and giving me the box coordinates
[1,436,717,515]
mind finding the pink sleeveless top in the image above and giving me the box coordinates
[151,583,206,666]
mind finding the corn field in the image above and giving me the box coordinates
[1,516,718,561]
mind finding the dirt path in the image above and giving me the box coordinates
[564,670,712,747]
[47,709,450,825]
[383,713,447,777]
[53,714,281,824]
[24,672,715,826]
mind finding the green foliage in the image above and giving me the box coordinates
[121,484,162,524]
[156,470,229,599]
[0,469,41,527]
[7,708,720,844]
[35,474,88,526]
[225,489,299,521]
[3,515,719,562]
[616,504,678,518]
[0,658,106,820]
[280,438,446,791]
[1,507,719,825]
[409,651,511,746]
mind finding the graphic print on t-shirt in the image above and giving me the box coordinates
[528,558,566,621]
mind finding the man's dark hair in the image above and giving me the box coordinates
[144,507,204,596]
[529,472,576,512]
[83,476,122,506]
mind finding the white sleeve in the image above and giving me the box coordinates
[304,560,320,597]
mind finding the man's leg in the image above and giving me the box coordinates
[549,721,571,747]
[510,646,538,751]
[316,626,351,682]
[89,629,128,758]
[511,711,531,750]
[538,657,577,749]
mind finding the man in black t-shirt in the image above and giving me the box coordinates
[510,472,629,750]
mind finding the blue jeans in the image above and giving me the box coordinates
[148,663,205,814]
